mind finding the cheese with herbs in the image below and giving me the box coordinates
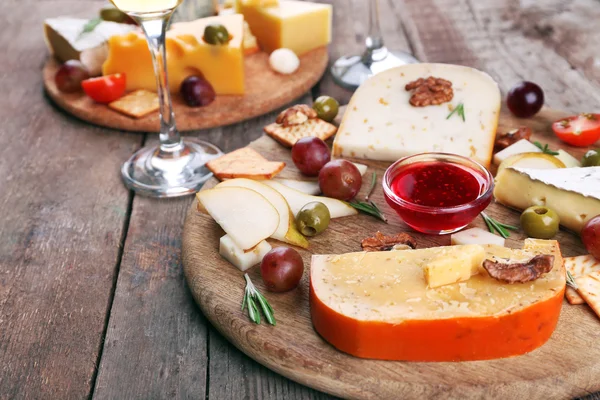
[494,166,600,232]
[310,240,564,361]
[333,64,501,167]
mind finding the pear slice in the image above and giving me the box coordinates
[497,152,566,174]
[263,180,358,218]
[217,178,309,249]
[274,178,321,195]
[196,187,280,251]
[352,162,368,176]
[555,149,581,168]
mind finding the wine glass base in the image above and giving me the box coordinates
[331,48,418,90]
[122,138,223,198]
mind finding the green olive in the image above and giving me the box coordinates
[100,7,129,23]
[520,206,560,239]
[295,201,330,237]
[312,96,339,122]
[203,24,230,45]
[582,149,600,167]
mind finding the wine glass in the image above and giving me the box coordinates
[330,0,418,90]
[111,0,223,197]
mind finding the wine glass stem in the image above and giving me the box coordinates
[137,14,184,155]
[365,0,384,52]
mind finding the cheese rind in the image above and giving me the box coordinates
[238,0,332,55]
[494,166,600,232]
[103,14,245,94]
[310,240,564,361]
[333,63,501,167]
[219,235,271,271]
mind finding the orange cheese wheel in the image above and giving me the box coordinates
[309,240,565,362]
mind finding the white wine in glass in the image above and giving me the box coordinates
[330,0,418,90]
[111,0,223,197]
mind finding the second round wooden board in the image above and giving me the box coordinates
[182,106,600,400]
[43,47,328,133]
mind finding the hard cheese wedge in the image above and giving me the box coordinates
[219,235,271,271]
[237,0,332,55]
[333,63,501,167]
[310,239,564,361]
[103,14,244,94]
[494,166,600,232]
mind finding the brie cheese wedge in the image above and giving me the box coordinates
[494,166,600,232]
[333,63,501,167]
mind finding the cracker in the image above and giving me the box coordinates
[564,255,600,305]
[206,147,285,180]
[575,271,600,319]
[264,118,337,147]
[109,90,159,118]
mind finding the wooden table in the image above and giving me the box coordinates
[1,0,600,398]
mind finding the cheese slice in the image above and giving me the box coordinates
[44,17,136,63]
[310,240,564,361]
[103,14,244,94]
[423,244,485,288]
[494,166,600,232]
[219,235,271,271]
[333,63,501,167]
[450,227,505,246]
[493,139,541,165]
[237,0,332,55]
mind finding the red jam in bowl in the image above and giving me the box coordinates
[383,153,494,235]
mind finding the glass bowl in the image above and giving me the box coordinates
[382,153,494,235]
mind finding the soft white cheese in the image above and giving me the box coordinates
[333,63,501,167]
[219,235,272,271]
[451,227,505,247]
[493,139,541,165]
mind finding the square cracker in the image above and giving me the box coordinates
[206,147,285,180]
[575,271,600,319]
[264,118,337,147]
[564,255,600,305]
[109,90,160,118]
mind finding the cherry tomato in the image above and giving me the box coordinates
[552,113,600,147]
[81,73,127,104]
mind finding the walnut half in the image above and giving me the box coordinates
[405,76,453,107]
[482,255,554,284]
[361,232,417,252]
[275,104,317,127]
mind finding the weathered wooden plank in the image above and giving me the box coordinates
[0,0,138,399]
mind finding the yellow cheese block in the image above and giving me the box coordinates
[238,0,331,55]
[103,14,244,94]
[424,244,485,288]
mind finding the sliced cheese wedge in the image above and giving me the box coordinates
[494,166,600,232]
[310,240,564,361]
[219,235,271,271]
[333,63,501,167]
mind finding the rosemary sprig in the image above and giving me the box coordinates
[481,212,519,239]
[350,200,388,223]
[566,271,578,290]
[533,141,559,156]
[365,172,377,201]
[77,18,102,40]
[242,274,275,325]
[447,102,466,122]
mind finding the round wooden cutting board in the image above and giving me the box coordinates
[182,106,600,400]
[43,47,327,133]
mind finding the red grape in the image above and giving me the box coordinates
[180,75,215,107]
[260,247,304,292]
[291,137,331,176]
[507,81,544,118]
[582,215,600,260]
[55,60,90,93]
[318,160,362,201]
